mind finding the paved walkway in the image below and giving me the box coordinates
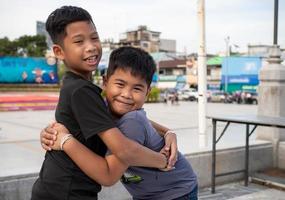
[1,100,285,199]
[200,181,285,200]
[0,101,264,177]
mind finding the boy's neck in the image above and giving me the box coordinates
[69,70,92,81]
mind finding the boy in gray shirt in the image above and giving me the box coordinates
[44,46,198,199]
[116,109,197,200]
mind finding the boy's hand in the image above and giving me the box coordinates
[50,123,70,150]
[40,122,57,151]
[158,152,173,172]
[163,131,178,168]
[40,122,70,151]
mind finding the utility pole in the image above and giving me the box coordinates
[197,0,207,147]
[273,0,278,45]
[224,36,230,93]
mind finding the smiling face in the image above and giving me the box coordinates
[52,21,102,79]
[104,68,150,117]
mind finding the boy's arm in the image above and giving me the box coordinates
[98,128,168,168]
[51,124,127,186]
[41,123,169,169]
[149,120,169,136]
[149,120,178,167]
[62,137,127,186]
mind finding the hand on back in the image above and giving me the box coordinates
[40,122,70,151]
[162,131,178,169]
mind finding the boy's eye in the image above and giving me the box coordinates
[91,37,99,41]
[74,40,83,44]
[115,82,124,87]
[134,87,143,92]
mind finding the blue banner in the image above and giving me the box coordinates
[221,57,261,85]
[221,75,259,84]
[0,57,58,84]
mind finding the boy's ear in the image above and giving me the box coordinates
[52,44,65,60]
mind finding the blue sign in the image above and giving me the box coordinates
[221,57,261,85]
[0,57,58,84]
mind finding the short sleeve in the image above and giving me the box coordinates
[118,118,147,145]
[71,85,116,140]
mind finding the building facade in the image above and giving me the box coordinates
[118,25,161,53]
[159,39,176,53]
[36,21,53,49]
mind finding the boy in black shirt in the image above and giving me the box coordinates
[32,6,175,200]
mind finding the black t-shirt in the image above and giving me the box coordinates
[31,71,116,200]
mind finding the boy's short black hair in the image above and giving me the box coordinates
[46,6,94,45]
[107,47,156,87]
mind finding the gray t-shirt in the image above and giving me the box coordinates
[115,109,197,200]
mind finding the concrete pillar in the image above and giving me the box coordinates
[257,45,285,168]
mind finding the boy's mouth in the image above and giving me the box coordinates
[84,55,99,65]
[115,99,133,107]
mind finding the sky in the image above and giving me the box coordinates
[0,0,284,54]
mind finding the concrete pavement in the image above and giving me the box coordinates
[0,101,284,199]
[199,182,285,200]
[0,101,261,176]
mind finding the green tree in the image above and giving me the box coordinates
[0,35,48,57]
[147,87,161,102]
[0,37,17,56]
[16,35,47,57]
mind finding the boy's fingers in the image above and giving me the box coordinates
[41,142,52,151]
[168,145,178,167]
[163,138,172,152]
[160,166,175,172]
[45,127,58,135]
[162,138,178,167]
[41,130,57,140]
[49,121,57,128]
[166,156,174,168]
[164,145,170,151]
[41,137,54,146]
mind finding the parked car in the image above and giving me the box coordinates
[178,88,198,101]
[208,91,233,103]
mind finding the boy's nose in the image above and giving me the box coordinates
[86,42,97,53]
[121,90,132,99]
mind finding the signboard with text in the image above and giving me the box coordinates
[221,57,262,92]
[0,57,58,84]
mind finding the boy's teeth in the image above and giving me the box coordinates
[87,56,96,61]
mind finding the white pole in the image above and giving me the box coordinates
[224,36,230,92]
[197,0,207,147]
